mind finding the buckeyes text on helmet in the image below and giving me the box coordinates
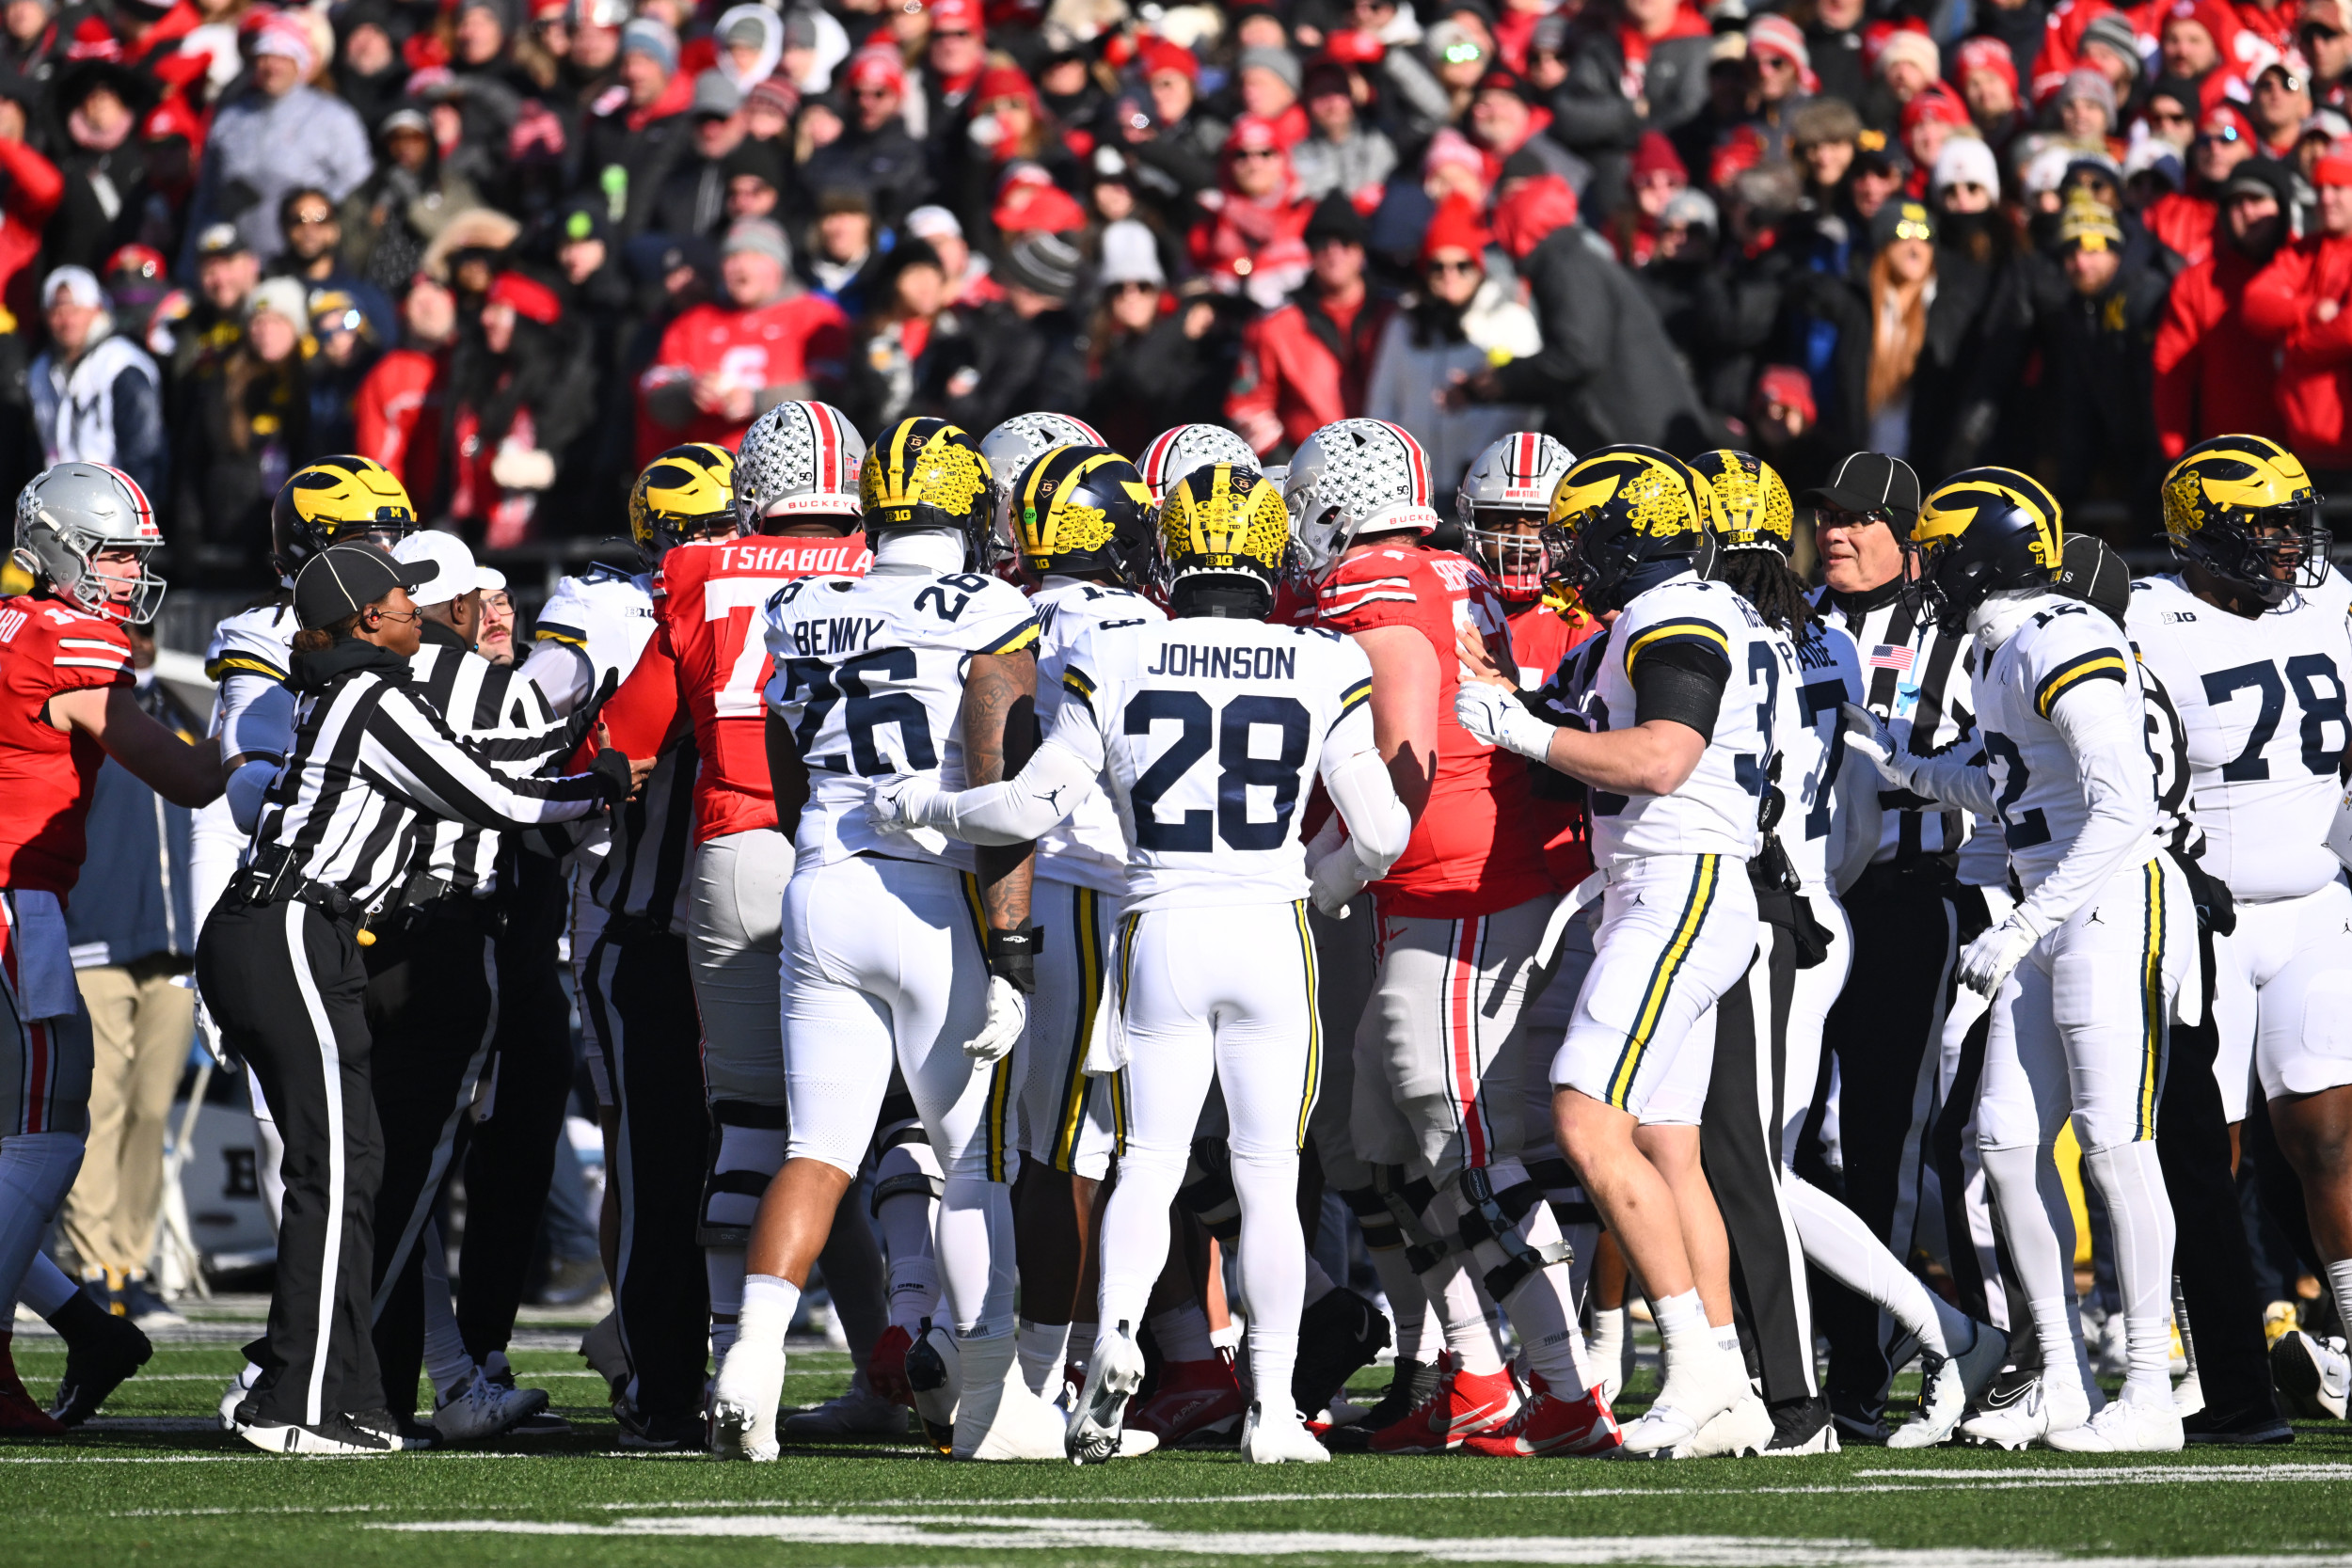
[734,400,866,534]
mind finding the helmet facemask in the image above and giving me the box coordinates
[1466,508,1549,604]
[2174,500,2330,608]
[15,467,167,623]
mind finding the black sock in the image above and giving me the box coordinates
[44,1290,111,1344]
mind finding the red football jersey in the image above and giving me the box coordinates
[0,594,134,896]
[1507,594,1603,891]
[1317,544,1553,919]
[635,296,851,465]
[647,533,872,845]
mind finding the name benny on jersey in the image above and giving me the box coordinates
[775,608,890,659]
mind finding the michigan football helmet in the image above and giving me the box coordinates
[1906,467,2063,636]
[2162,434,2327,607]
[1541,444,1715,615]
[1137,422,1259,506]
[1157,462,1289,617]
[862,417,995,566]
[735,400,865,532]
[270,455,417,581]
[1009,445,1156,586]
[1458,432,1574,605]
[1283,419,1444,579]
[630,443,737,559]
[13,462,166,623]
[1687,449,1794,556]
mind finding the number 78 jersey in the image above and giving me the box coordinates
[1049,618,1377,912]
[762,568,1040,871]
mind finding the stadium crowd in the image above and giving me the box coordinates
[10,0,2352,571]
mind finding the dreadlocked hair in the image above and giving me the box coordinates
[1712,546,1818,637]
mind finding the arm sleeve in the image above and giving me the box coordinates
[359,687,607,832]
[1629,638,1729,736]
[518,639,593,716]
[1319,702,1411,877]
[1898,743,1999,817]
[2014,674,2159,936]
[226,756,278,833]
[909,730,1103,846]
[217,672,295,762]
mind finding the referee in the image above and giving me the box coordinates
[198,543,629,1456]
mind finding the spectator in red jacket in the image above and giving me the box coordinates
[2153,157,2294,458]
[1188,113,1312,309]
[2146,103,2258,267]
[636,215,848,462]
[2244,149,2352,470]
[0,96,62,325]
[1226,192,1393,455]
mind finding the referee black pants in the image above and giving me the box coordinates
[460,851,573,1366]
[198,898,387,1429]
[364,909,500,1419]
[578,918,711,1419]
[1818,862,1958,1418]
[1703,910,1816,1407]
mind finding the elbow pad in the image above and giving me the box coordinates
[226,757,278,833]
[1326,749,1412,879]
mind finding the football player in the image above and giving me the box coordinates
[1138,424,1261,508]
[1287,418,1583,1455]
[712,418,1055,1463]
[1846,468,2194,1451]
[2131,436,2352,1425]
[979,412,1105,571]
[1454,444,1777,1457]
[871,462,1412,1464]
[993,443,1165,1403]
[0,464,224,1433]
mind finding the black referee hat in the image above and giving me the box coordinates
[294,542,437,629]
[2056,532,2131,627]
[1799,451,1922,524]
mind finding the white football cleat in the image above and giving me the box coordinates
[2044,1393,2185,1452]
[1242,1401,1331,1464]
[1961,1375,2090,1450]
[1680,1389,1771,1458]
[1889,1353,1966,1449]
[432,1368,548,1446]
[218,1361,262,1432]
[1114,1427,1159,1458]
[2272,1329,2351,1420]
[1615,1348,1746,1459]
[953,1334,1066,1461]
[1067,1323,1146,1465]
[709,1340,786,1462]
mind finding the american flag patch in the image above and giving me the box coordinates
[1868,644,1915,673]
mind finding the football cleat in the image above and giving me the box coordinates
[1760,1396,1839,1456]
[347,1407,430,1451]
[217,1361,263,1432]
[1369,1353,1521,1453]
[47,1308,151,1427]
[1242,1400,1331,1464]
[1680,1389,1772,1458]
[2044,1393,2185,1452]
[1889,1351,1967,1449]
[2182,1402,2296,1446]
[783,1371,908,1441]
[1323,1357,1440,1452]
[1614,1347,1747,1460]
[709,1340,787,1461]
[1067,1323,1146,1466]
[0,1332,63,1437]
[236,1414,399,1455]
[869,1323,916,1408]
[432,1368,549,1447]
[1461,1374,1621,1457]
[952,1334,1065,1461]
[1960,1374,2090,1450]
[1130,1352,1248,1448]
[1289,1287,1391,1427]
[2172,1365,2205,1420]
[2272,1329,2351,1420]
[906,1323,960,1454]
[613,1397,702,1451]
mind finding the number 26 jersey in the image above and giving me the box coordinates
[762,567,1040,871]
[1048,618,1377,912]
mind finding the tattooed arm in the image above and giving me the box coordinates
[961,647,1038,931]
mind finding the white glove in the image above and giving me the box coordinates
[185,983,240,1073]
[1839,702,1905,786]
[961,974,1027,1064]
[1455,680,1556,762]
[1310,842,1371,918]
[1956,914,2042,999]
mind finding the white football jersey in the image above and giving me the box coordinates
[763,566,1040,871]
[535,562,659,689]
[204,602,298,757]
[1047,617,1376,912]
[2128,574,2352,901]
[1976,594,2153,892]
[1778,620,1865,890]
[2306,561,2352,620]
[1029,577,1167,895]
[1575,573,1785,865]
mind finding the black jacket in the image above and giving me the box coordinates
[912,301,1089,435]
[799,119,934,231]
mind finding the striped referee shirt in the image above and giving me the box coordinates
[402,623,578,899]
[254,637,606,913]
[1813,578,1976,865]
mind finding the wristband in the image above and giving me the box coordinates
[987,927,1038,994]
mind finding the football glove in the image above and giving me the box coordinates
[1956,911,2043,999]
[1455,680,1556,762]
[1839,702,1905,785]
[961,975,1027,1065]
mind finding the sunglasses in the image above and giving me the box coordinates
[1891,217,1932,241]
[2261,71,2306,90]
[2307,23,2344,40]
[290,211,334,227]
[1234,145,1280,159]
[1426,257,1480,275]
[2202,124,2243,143]
[853,85,896,99]
[932,26,974,39]
[1110,279,1159,294]
[2150,105,2193,122]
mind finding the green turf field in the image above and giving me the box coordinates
[10,1327,2352,1568]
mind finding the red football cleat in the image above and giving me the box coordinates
[1129,1353,1246,1447]
[0,1332,64,1438]
[1369,1353,1521,1452]
[1461,1374,1622,1457]
[868,1324,915,1408]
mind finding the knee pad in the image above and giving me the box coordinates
[1180,1137,1242,1244]
[872,1140,945,1218]
[700,1101,788,1246]
[872,1088,927,1161]
[0,1131,85,1218]
[1337,1184,1404,1252]
[1373,1164,1448,1275]
[1457,1167,1572,1303]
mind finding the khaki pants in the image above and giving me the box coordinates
[59,960,194,1279]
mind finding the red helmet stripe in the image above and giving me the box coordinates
[1376,420,1428,504]
[810,404,836,494]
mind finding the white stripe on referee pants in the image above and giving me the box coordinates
[590,934,644,1394]
[284,900,345,1430]
[371,932,500,1320]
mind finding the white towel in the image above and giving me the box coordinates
[6,890,81,1021]
[1082,916,1130,1076]
[1535,869,1609,969]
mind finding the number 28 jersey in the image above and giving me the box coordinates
[2128,574,2352,901]
[1049,618,1377,913]
[762,567,1039,872]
